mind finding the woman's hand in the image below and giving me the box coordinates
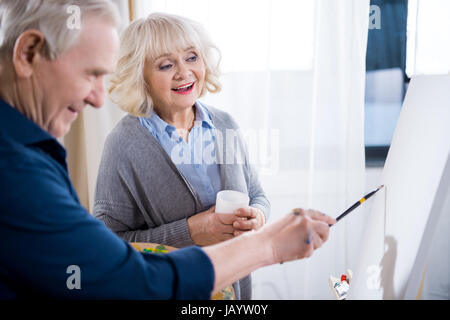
[187,206,240,246]
[232,207,265,236]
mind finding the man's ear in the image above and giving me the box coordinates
[12,29,46,78]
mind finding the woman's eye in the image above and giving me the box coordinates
[187,55,197,62]
[159,64,172,70]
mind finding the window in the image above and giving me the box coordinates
[365,0,450,167]
[364,0,408,167]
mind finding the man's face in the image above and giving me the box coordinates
[34,19,119,138]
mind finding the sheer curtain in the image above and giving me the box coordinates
[65,0,369,299]
[406,0,450,76]
[130,0,369,299]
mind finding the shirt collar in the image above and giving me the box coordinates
[144,100,215,138]
[147,109,175,138]
[194,101,215,129]
[0,98,55,145]
[0,98,67,167]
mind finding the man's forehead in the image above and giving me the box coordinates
[77,19,119,47]
[65,19,119,71]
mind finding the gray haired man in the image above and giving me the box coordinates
[0,0,334,299]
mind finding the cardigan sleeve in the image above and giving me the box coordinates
[241,138,271,221]
[226,110,271,221]
[93,125,195,248]
[211,106,271,222]
[246,161,271,221]
[95,210,194,248]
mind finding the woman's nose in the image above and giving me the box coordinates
[174,62,192,79]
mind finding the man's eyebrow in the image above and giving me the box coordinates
[88,68,113,75]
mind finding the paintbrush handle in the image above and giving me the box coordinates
[330,186,384,227]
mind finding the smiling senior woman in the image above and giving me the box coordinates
[93,12,270,299]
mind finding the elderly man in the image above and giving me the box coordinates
[0,0,335,299]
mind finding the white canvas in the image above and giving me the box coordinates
[347,75,450,299]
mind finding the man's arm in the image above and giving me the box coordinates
[0,160,213,299]
[1,150,335,298]
[204,210,335,294]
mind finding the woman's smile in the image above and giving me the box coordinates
[172,81,195,95]
[144,48,206,111]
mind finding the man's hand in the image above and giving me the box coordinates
[203,207,336,295]
[265,209,336,264]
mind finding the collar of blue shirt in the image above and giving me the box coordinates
[0,98,67,168]
[143,101,215,139]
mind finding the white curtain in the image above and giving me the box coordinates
[131,0,369,299]
[65,0,369,299]
[406,0,450,77]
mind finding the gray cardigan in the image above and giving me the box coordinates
[93,105,270,299]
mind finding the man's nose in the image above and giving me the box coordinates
[85,78,105,108]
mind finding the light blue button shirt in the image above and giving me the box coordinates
[139,101,222,210]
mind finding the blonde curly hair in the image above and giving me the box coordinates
[109,12,222,117]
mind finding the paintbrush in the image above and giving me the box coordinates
[331,185,384,226]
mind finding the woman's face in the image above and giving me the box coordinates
[144,47,205,114]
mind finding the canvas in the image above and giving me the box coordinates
[347,75,450,299]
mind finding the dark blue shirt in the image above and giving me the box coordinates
[0,99,214,299]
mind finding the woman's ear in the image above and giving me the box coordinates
[12,29,46,78]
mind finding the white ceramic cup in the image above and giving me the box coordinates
[215,190,250,214]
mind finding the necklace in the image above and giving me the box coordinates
[185,108,195,131]
[176,108,195,142]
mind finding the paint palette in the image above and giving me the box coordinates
[130,242,236,300]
